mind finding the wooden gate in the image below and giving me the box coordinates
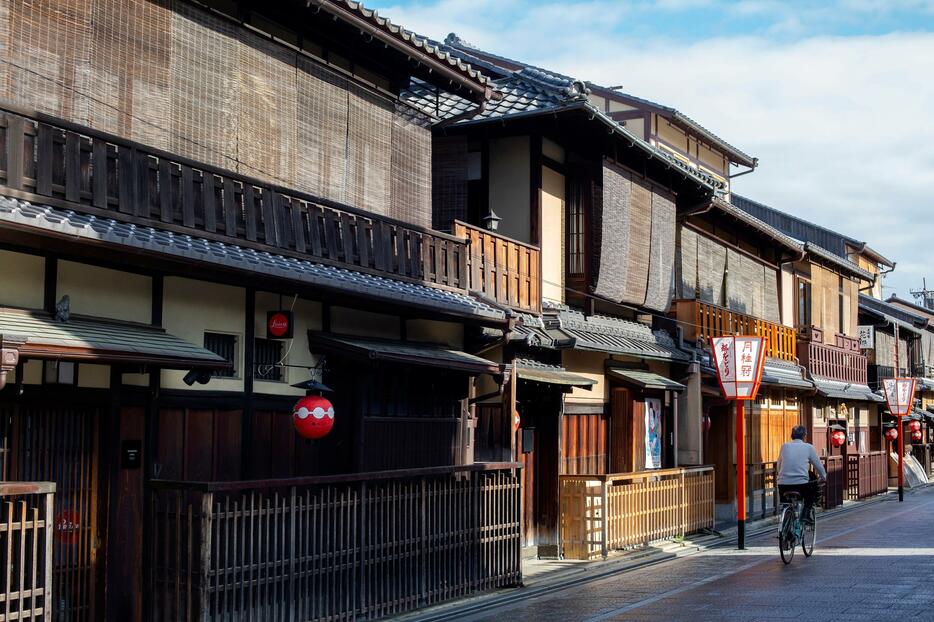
[2,403,102,622]
[1,481,55,622]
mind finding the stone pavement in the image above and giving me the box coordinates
[432,487,934,622]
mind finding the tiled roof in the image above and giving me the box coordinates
[812,377,884,402]
[0,197,506,324]
[731,194,895,268]
[859,294,929,333]
[547,306,690,362]
[515,359,596,387]
[726,196,874,281]
[442,33,754,168]
[0,306,227,369]
[710,197,803,255]
[760,357,813,390]
[403,43,722,190]
[313,2,494,97]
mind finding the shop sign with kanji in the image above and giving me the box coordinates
[882,378,917,417]
[709,335,767,400]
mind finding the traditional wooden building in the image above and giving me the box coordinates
[0,2,524,620]
[410,36,726,557]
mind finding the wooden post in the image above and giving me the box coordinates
[199,492,214,622]
[44,488,54,622]
[736,400,746,549]
[600,478,609,559]
[895,323,904,502]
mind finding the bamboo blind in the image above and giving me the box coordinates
[0,0,433,226]
[593,160,676,312]
[431,134,469,230]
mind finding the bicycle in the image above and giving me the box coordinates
[777,483,822,564]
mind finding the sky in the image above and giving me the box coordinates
[368,0,934,301]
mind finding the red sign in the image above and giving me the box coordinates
[709,336,767,400]
[54,510,80,545]
[267,310,293,339]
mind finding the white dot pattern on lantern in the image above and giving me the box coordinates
[294,406,335,420]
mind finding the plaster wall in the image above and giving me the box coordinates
[0,250,43,309]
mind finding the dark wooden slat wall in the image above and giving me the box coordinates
[560,413,608,476]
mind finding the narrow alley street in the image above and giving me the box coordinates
[446,488,934,622]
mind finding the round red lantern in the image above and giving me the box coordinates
[831,430,847,447]
[514,411,521,430]
[885,427,899,442]
[292,395,334,439]
[702,415,712,434]
[908,420,922,433]
[912,430,923,443]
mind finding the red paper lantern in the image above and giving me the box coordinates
[912,430,923,442]
[831,430,847,447]
[514,412,521,430]
[908,420,922,433]
[886,427,899,441]
[702,415,712,434]
[292,395,334,439]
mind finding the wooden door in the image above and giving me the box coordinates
[517,382,561,555]
[610,388,633,473]
[4,402,103,622]
[708,402,734,503]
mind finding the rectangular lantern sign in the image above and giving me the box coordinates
[710,335,767,400]
[883,378,916,417]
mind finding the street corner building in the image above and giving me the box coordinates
[0,2,922,622]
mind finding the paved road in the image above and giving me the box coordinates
[459,487,934,622]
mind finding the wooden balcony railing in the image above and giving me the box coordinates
[672,299,797,361]
[0,105,468,291]
[799,341,868,384]
[453,221,541,313]
[559,466,714,560]
[0,481,55,622]
[148,463,521,622]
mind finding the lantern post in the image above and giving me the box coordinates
[710,335,767,550]
[882,376,917,503]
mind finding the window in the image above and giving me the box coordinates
[797,279,811,328]
[204,332,238,378]
[838,275,846,334]
[254,338,284,382]
[567,178,587,277]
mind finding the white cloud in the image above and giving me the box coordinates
[377,1,934,299]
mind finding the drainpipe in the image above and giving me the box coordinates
[727,157,759,180]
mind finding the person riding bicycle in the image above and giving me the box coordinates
[776,425,826,521]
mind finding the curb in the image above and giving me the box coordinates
[399,490,902,622]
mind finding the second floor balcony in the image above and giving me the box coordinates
[0,106,470,295]
[453,221,541,313]
[672,299,797,362]
[800,340,868,385]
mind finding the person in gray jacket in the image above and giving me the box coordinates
[777,425,827,521]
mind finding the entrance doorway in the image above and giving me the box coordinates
[2,401,103,622]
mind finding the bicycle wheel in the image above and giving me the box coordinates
[801,505,816,557]
[779,506,796,564]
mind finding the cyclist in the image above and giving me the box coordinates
[776,425,826,521]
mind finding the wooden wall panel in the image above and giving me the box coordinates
[561,413,607,475]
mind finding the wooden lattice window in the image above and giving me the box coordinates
[204,332,238,378]
[567,178,587,277]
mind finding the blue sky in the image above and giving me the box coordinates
[370,0,934,301]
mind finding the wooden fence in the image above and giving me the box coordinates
[559,466,714,561]
[453,221,540,313]
[846,451,888,500]
[0,482,55,622]
[745,461,778,520]
[0,106,468,291]
[799,342,868,384]
[147,463,521,622]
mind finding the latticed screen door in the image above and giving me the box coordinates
[3,403,102,622]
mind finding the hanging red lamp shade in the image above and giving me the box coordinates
[514,411,521,430]
[885,427,899,442]
[292,395,335,439]
[831,430,847,447]
[912,430,924,442]
[908,420,922,433]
